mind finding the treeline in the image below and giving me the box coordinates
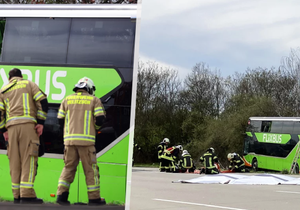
[133,48,300,166]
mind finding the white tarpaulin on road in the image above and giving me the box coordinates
[177,174,300,185]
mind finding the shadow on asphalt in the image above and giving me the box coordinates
[0,202,124,210]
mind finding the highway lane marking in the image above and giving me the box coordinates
[153,198,247,210]
[276,190,300,194]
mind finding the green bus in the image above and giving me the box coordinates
[0,4,140,206]
[243,117,300,174]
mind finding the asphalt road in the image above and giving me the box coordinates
[0,202,124,210]
[129,167,300,210]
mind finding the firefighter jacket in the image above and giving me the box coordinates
[0,77,48,132]
[180,154,193,169]
[170,147,180,162]
[229,153,245,170]
[58,90,105,146]
[157,142,167,159]
[200,151,218,169]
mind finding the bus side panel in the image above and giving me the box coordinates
[282,146,297,172]
[0,154,12,200]
[78,135,129,204]
[34,157,79,203]
[0,155,79,203]
[243,154,254,167]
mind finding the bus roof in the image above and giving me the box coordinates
[0,4,137,18]
[249,117,300,121]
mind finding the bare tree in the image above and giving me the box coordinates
[181,62,227,117]
[280,48,300,116]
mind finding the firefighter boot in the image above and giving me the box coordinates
[56,192,70,206]
[14,196,20,204]
[88,198,106,206]
[20,197,43,204]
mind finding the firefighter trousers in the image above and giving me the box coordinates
[57,145,100,200]
[160,157,176,172]
[7,123,40,199]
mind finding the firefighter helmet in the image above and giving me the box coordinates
[208,147,215,153]
[162,138,170,144]
[177,145,183,151]
[227,153,234,160]
[182,150,189,155]
[73,77,96,96]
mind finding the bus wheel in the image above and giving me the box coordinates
[252,158,258,172]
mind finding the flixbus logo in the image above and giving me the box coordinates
[0,68,67,101]
[0,65,123,104]
[255,133,291,144]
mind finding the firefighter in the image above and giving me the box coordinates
[157,138,170,172]
[56,77,106,206]
[165,144,182,172]
[179,150,195,173]
[199,147,219,174]
[170,145,183,163]
[157,138,176,172]
[227,153,246,172]
[0,68,48,204]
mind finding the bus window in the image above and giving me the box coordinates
[42,108,64,154]
[246,120,261,132]
[293,121,300,133]
[261,121,271,132]
[67,18,135,67]
[282,121,294,134]
[2,18,70,64]
[270,121,282,133]
[0,19,5,58]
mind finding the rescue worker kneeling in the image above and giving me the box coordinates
[179,150,195,173]
[199,148,219,174]
[227,153,247,172]
[56,77,106,206]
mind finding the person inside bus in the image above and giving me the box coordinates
[227,153,247,172]
[199,147,219,174]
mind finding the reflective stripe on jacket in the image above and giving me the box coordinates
[0,77,47,130]
[58,90,105,146]
[200,151,218,169]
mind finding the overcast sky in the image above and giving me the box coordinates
[138,0,300,79]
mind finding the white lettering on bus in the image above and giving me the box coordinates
[263,133,282,143]
[0,68,9,87]
[0,68,67,101]
[52,71,67,100]
[21,69,32,81]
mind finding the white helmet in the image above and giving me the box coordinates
[227,153,234,160]
[176,145,183,151]
[73,77,96,96]
[209,147,215,153]
[182,150,189,155]
[162,138,170,144]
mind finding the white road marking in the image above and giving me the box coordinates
[153,198,247,210]
[276,190,300,194]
